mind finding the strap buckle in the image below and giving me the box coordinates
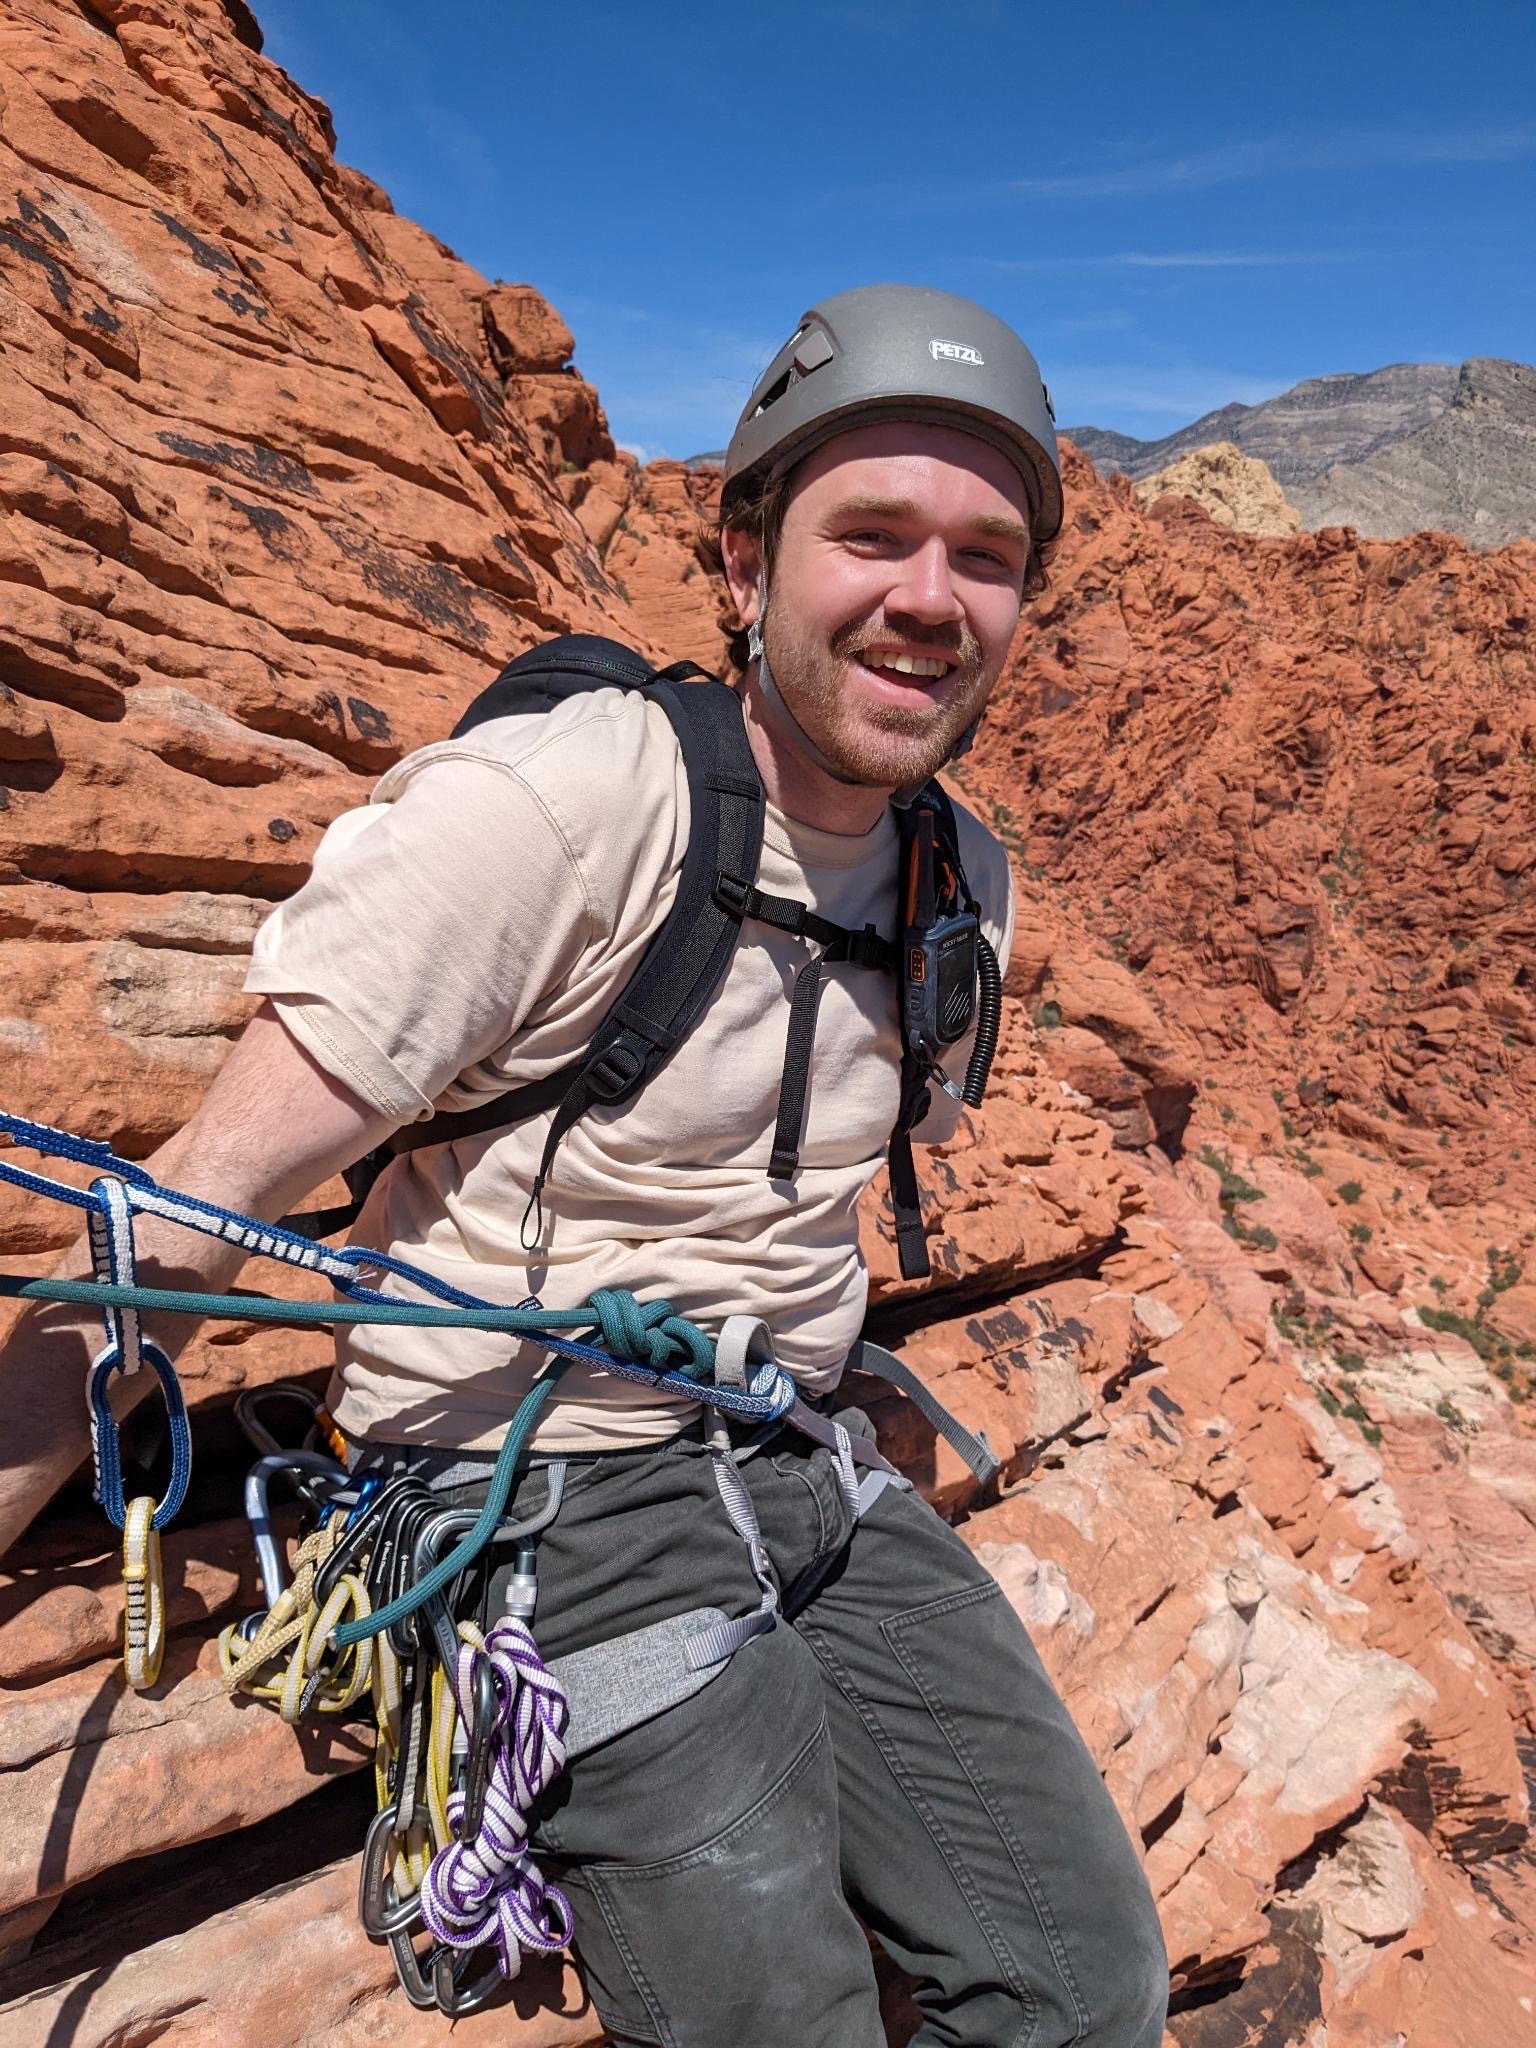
[844,922,887,970]
[714,870,753,915]
[587,1039,645,1102]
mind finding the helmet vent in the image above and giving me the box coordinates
[751,366,794,420]
[751,325,836,422]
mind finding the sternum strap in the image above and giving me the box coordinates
[721,878,894,1184]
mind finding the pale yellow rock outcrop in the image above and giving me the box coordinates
[1135,440,1304,537]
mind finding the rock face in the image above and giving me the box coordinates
[1134,440,1303,538]
[2,4,1535,2046]
[1296,357,1536,548]
[959,446,1536,1235]
[1068,357,1536,546]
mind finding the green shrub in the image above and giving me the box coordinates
[1337,1181,1364,1205]
[1199,1147,1264,1206]
[1419,1306,1500,1363]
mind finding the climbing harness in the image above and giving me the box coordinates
[0,1108,997,2015]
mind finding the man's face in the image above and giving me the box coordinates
[751,421,1033,790]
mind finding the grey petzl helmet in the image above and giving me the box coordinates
[723,283,1062,541]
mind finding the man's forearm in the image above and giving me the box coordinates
[0,1127,282,1554]
[0,1005,397,1557]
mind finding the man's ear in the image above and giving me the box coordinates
[719,524,764,628]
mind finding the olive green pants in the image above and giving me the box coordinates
[393,1423,1169,2047]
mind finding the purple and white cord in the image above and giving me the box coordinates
[419,1617,574,1977]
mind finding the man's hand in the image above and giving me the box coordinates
[0,1003,399,1558]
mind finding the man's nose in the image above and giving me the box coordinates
[886,536,965,626]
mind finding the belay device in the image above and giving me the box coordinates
[288,635,1003,1280]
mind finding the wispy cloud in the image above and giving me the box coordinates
[844,125,1536,215]
[1050,312,1137,336]
[996,126,1536,201]
[989,249,1358,272]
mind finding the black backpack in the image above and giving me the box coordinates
[288,635,996,1281]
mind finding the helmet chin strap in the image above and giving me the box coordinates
[747,607,865,790]
[747,592,982,811]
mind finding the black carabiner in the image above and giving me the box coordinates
[458,1651,506,1842]
[433,1942,505,2016]
[314,1471,413,1607]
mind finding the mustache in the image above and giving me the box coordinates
[830,617,984,672]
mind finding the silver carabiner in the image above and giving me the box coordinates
[242,1450,351,1607]
[358,1805,427,1939]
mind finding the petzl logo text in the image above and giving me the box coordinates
[930,339,984,366]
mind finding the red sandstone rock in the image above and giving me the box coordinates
[1,1,1535,2041]
[0,1853,600,2047]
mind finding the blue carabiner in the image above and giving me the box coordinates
[88,1337,192,1532]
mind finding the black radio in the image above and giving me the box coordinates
[900,802,992,1096]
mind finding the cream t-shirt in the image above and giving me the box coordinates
[245,686,1013,1450]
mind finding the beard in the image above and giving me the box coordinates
[762,604,997,789]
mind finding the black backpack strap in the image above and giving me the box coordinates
[517,675,765,1244]
[279,671,764,1243]
[881,779,956,1283]
[885,1125,931,1280]
[720,885,894,1183]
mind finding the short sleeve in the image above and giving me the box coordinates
[245,753,595,1123]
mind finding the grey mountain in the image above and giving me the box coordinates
[1065,358,1536,547]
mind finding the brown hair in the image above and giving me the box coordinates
[700,464,1057,674]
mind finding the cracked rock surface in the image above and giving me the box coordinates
[2,3,1535,2042]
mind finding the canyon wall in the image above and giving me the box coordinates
[2,4,1534,2043]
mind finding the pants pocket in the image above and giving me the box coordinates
[764,1438,859,1614]
[568,1712,876,2048]
[884,1579,1166,2047]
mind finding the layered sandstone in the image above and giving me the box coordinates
[1,3,1534,2045]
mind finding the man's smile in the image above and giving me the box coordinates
[860,647,955,680]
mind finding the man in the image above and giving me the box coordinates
[0,286,1167,2044]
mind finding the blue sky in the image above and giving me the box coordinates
[258,0,1535,460]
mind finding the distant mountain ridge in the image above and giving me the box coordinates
[1066,358,1536,547]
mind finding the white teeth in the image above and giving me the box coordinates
[870,651,951,677]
